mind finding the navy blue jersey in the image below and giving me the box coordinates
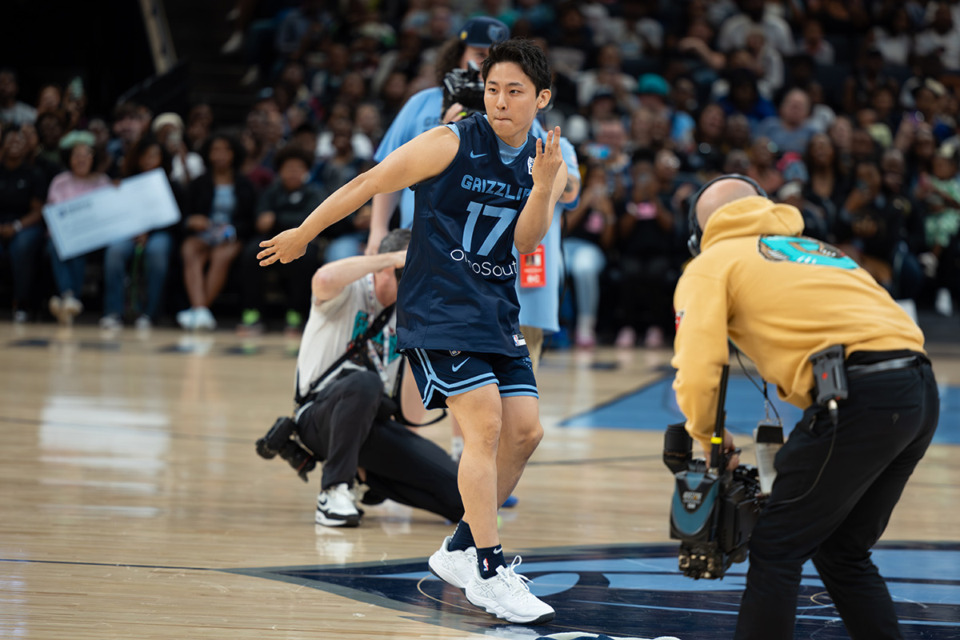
[397,114,537,356]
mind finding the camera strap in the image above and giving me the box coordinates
[293,304,448,428]
[295,303,396,408]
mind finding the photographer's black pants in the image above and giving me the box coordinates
[296,370,463,522]
[735,353,938,640]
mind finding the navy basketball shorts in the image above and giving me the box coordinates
[406,349,539,410]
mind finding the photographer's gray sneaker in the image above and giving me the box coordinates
[315,483,360,527]
[428,535,477,588]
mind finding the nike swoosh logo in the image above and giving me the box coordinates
[469,151,487,158]
[493,547,502,554]
[452,358,471,372]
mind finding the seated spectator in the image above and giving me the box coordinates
[100,135,180,330]
[681,103,727,175]
[637,73,695,151]
[803,132,849,239]
[796,19,835,65]
[716,0,796,56]
[871,6,913,67]
[614,161,682,349]
[0,69,37,126]
[577,44,638,110]
[918,146,960,261]
[311,122,373,264]
[844,45,899,114]
[238,145,323,335]
[45,131,111,325]
[755,87,818,154]
[239,129,275,191]
[723,112,752,152]
[564,164,617,348]
[603,0,663,62]
[716,68,776,130]
[178,134,257,330]
[914,2,960,71]
[744,26,784,93]
[186,103,213,153]
[0,127,44,322]
[746,136,785,195]
[153,112,205,187]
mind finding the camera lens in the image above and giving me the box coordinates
[278,440,316,483]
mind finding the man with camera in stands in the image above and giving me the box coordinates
[258,228,463,527]
[672,175,939,639]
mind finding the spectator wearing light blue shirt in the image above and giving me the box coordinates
[366,16,510,255]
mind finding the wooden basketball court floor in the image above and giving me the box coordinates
[1,319,958,639]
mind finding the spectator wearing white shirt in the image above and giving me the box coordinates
[914,2,960,71]
[717,0,796,56]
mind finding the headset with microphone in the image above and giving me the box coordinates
[686,174,768,257]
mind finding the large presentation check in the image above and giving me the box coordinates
[43,169,181,260]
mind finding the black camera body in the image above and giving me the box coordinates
[664,364,765,579]
[256,416,316,483]
[442,62,485,117]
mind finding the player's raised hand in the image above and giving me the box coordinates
[257,228,307,266]
[532,126,563,189]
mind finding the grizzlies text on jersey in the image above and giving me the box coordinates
[397,114,537,356]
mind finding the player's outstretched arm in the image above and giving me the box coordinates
[258,127,459,266]
[515,126,567,254]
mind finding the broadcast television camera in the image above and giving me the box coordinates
[442,61,485,117]
[663,365,764,579]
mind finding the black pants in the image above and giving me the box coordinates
[240,236,317,316]
[735,354,939,640]
[296,370,464,522]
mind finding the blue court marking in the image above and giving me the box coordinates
[226,542,960,640]
[559,374,960,445]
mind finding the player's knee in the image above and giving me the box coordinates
[463,418,503,453]
[513,420,543,453]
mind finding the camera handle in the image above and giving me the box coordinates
[709,364,731,474]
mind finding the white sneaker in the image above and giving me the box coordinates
[193,306,217,330]
[134,315,152,330]
[99,314,122,331]
[176,308,196,330]
[315,483,361,527]
[465,556,555,624]
[62,294,83,324]
[428,536,478,589]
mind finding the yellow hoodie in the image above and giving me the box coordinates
[671,196,926,450]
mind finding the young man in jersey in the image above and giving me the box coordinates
[258,39,567,624]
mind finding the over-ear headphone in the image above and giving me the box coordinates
[686,173,767,257]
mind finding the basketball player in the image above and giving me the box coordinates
[257,39,566,624]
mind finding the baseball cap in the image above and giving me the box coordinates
[637,73,669,97]
[459,17,509,48]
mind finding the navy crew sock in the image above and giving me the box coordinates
[476,545,506,580]
[447,520,475,551]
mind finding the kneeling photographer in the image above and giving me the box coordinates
[258,228,463,527]
[671,175,939,639]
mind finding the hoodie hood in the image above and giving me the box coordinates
[700,196,805,252]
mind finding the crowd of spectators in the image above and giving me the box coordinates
[2,0,960,345]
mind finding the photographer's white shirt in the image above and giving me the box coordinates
[296,273,400,400]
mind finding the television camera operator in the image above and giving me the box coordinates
[672,175,939,639]
[258,228,463,527]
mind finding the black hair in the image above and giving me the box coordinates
[481,38,551,94]
[61,139,102,170]
[123,133,172,178]
[199,132,246,173]
[435,38,468,86]
[273,144,314,172]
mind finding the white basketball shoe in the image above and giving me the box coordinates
[428,536,477,588]
[465,556,555,624]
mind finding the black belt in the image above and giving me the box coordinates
[846,356,921,380]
